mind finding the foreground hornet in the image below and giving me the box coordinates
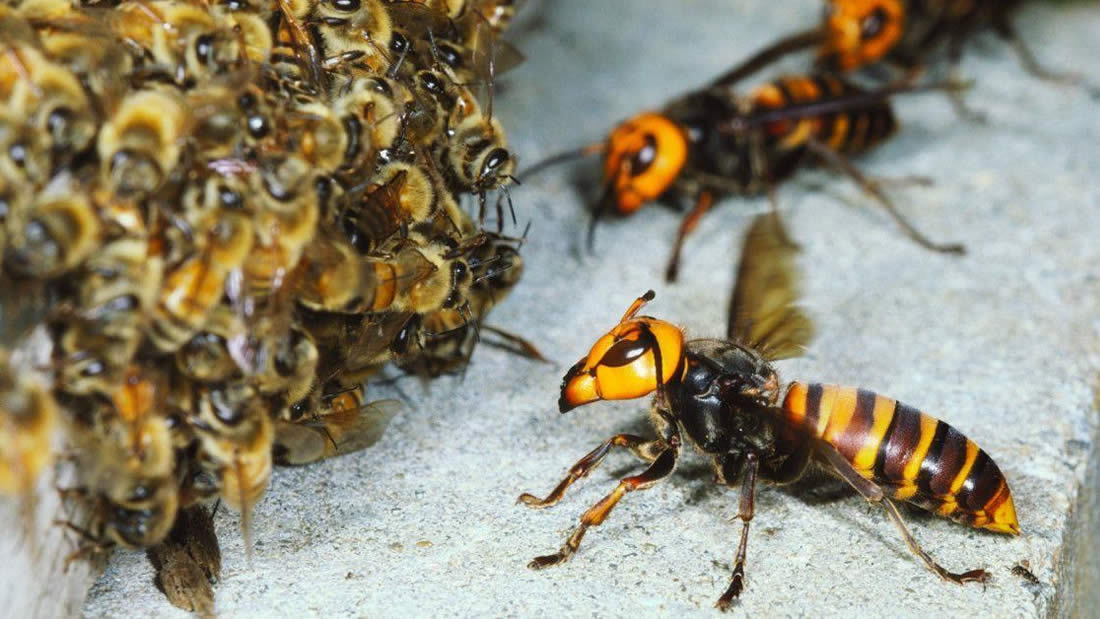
[520,213,1018,609]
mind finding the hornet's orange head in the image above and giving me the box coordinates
[601,113,688,216]
[818,0,904,71]
[559,291,685,412]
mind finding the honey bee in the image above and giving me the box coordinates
[53,196,162,397]
[175,304,245,384]
[296,232,456,316]
[147,205,254,353]
[187,380,273,552]
[521,213,1017,609]
[97,87,189,200]
[0,35,98,178]
[3,173,101,280]
[0,349,58,497]
[273,383,399,466]
[110,0,243,86]
[243,155,319,302]
[68,368,181,551]
[310,0,394,75]
[234,315,320,409]
[19,2,134,113]
[442,105,514,223]
[329,74,403,174]
[407,230,528,374]
[527,71,963,281]
[338,160,437,253]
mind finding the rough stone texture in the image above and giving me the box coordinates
[77,0,1100,616]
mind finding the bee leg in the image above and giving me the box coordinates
[665,191,714,282]
[819,446,990,585]
[528,446,678,569]
[518,434,661,508]
[805,139,966,255]
[716,452,759,611]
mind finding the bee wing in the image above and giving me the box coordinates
[273,399,400,466]
[727,212,813,360]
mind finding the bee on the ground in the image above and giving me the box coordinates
[273,383,399,465]
[97,87,189,200]
[296,231,462,317]
[526,71,964,282]
[3,173,101,280]
[521,213,1017,609]
[406,229,532,374]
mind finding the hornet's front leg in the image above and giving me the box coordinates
[528,442,679,569]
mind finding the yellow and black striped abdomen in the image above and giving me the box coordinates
[781,382,1019,535]
[750,75,897,156]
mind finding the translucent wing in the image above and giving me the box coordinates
[727,212,813,360]
[273,398,400,466]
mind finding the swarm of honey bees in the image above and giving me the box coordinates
[0,0,527,590]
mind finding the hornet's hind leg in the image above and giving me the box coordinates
[818,446,989,585]
[806,138,966,255]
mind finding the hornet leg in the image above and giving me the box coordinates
[528,446,678,569]
[716,452,760,611]
[819,446,989,585]
[665,191,714,282]
[806,139,966,255]
[518,434,663,508]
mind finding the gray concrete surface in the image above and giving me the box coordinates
[82,1,1100,616]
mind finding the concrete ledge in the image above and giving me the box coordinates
[77,1,1100,616]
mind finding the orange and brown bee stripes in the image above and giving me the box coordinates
[750,75,897,155]
[781,382,1019,535]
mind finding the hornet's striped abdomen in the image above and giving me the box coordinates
[750,75,897,155]
[781,382,1019,535]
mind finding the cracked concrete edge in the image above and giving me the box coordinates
[1056,373,1100,618]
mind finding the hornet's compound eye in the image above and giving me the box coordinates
[603,113,688,215]
[559,317,685,412]
[819,0,904,71]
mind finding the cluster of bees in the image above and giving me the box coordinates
[0,0,527,588]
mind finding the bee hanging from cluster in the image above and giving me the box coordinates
[0,0,536,608]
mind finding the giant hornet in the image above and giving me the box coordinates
[711,0,1095,112]
[521,213,1017,609]
[526,71,964,281]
